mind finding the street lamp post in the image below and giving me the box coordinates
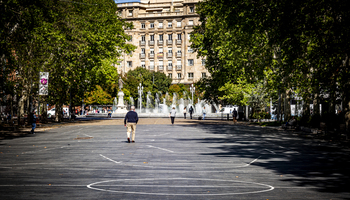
[137,83,143,113]
[190,84,195,105]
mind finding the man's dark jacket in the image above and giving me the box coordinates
[124,111,138,124]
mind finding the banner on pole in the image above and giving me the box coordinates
[39,72,49,95]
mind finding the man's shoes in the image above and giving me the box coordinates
[127,138,130,143]
[132,141,135,143]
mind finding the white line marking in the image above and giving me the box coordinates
[83,134,94,138]
[264,149,276,154]
[87,178,274,196]
[239,156,261,167]
[152,133,170,137]
[147,145,174,153]
[100,154,122,164]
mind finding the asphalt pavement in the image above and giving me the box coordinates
[0,118,349,199]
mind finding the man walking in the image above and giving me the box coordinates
[232,108,238,124]
[124,106,138,143]
[189,106,194,119]
[29,110,37,134]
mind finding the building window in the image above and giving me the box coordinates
[168,73,172,79]
[177,21,182,27]
[177,73,182,79]
[159,22,163,28]
[201,59,206,66]
[202,72,206,78]
[168,61,173,67]
[177,34,181,40]
[159,60,163,66]
[168,47,172,54]
[127,61,132,68]
[141,61,145,68]
[150,22,154,28]
[188,46,193,53]
[150,48,154,54]
[188,73,194,79]
[188,33,191,40]
[159,34,163,41]
[150,60,154,68]
[188,59,194,66]
[168,22,172,28]
[190,6,194,13]
[150,35,154,41]
[168,34,172,41]
[159,47,163,53]
[128,10,133,16]
[141,48,145,54]
[141,23,145,29]
[188,20,193,26]
[141,35,145,41]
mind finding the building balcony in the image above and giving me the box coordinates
[167,40,173,45]
[166,53,173,58]
[149,40,155,46]
[167,26,173,29]
[158,65,164,71]
[167,66,173,71]
[140,41,146,46]
[176,65,182,70]
[148,53,155,59]
[176,52,182,58]
[139,53,146,59]
[176,39,182,45]
[158,26,163,29]
[157,40,164,46]
[149,66,155,71]
[157,52,164,58]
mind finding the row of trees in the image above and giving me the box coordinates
[191,0,350,127]
[1,0,135,122]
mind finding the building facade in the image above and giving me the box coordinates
[116,0,207,84]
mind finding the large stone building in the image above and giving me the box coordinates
[116,0,207,84]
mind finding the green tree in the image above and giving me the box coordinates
[85,85,112,105]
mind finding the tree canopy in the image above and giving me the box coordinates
[191,0,350,123]
[1,0,135,121]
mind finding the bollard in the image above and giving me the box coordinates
[227,114,229,120]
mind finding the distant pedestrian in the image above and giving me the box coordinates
[108,108,112,118]
[183,106,187,119]
[29,111,37,134]
[232,108,238,124]
[202,107,206,120]
[124,106,139,143]
[170,107,176,125]
[189,106,194,119]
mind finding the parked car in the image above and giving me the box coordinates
[47,108,55,118]
[220,105,239,114]
[47,108,69,118]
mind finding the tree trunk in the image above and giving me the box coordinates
[284,91,291,121]
[313,91,320,116]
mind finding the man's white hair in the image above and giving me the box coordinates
[131,106,135,110]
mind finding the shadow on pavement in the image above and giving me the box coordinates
[176,123,350,195]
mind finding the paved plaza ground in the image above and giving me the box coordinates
[0,118,349,199]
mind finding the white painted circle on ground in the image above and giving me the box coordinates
[87,178,274,196]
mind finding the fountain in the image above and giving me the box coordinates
[112,97,117,112]
[146,91,152,113]
[154,93,160,113]
[179,98,184,114]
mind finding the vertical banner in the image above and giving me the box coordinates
[39,72,49,95]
